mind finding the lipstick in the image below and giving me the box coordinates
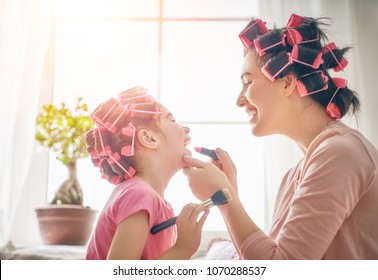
[194,147,219,161]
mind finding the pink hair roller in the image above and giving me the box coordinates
[254,33,286,56]
[239,19,269,48]
[322,42,348,72]
[296,70,329,96]
[291,44,324,69]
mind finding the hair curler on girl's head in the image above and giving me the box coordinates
[239,14,360,119]
[86,86,161,185]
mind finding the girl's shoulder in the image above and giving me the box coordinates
[114,177,159,203]
[107,177,170,225]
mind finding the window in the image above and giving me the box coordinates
[49,0,264,231]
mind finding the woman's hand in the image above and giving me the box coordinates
[183,154,233,201]
[213,148,238,192]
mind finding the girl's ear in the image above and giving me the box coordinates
[137,129,160,150]
[282,72,297,97]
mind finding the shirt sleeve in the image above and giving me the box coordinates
[240,133,376,259]
[111,182,159,228]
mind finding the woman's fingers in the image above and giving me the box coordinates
[182,155,206,168]
[214,148,238,191]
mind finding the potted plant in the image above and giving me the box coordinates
[35,97,96,246]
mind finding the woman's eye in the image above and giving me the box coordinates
[244,81,252,87]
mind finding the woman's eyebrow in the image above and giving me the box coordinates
[241,72,252,80]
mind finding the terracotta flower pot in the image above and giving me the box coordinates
[35,205,97,246]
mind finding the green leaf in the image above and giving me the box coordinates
[35,97,94,166]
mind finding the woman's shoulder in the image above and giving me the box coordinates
[306,121,378,173]
[311,121,376,157]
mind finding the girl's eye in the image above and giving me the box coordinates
[244,81,252,87]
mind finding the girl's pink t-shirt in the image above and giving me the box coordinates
[86,176,176,260]
[240,121,378,259]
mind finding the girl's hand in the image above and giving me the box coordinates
[174,203,209,258]
[183,155,233,201]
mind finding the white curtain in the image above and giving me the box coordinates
[258,0,378,231]
[0,0,56,249]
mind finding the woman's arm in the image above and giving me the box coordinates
[183,155,261,251]
[184,138,374,259]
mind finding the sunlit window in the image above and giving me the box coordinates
[49,0,263,231]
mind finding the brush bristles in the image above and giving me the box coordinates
[200,189,231,208]
[214,189,231,205]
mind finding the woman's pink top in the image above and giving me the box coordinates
[240,121,378,259]
[86,176,176,260]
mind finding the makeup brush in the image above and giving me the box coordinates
[150,189,231,234]
[194,147,219,161]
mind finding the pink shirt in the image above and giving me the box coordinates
[86,176,176,260]
[240,121,378,259]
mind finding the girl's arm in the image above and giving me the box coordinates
[107,204,209,260]
[107,211,149,260]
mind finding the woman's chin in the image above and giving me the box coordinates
[251,124,268,137]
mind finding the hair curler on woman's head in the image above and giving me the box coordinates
[239,14,360,119]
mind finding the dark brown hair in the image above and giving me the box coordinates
[239,15,360,118]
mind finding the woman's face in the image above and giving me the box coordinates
[237,50,289,136]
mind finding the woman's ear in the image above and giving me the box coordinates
[137,129,160,150]
[282,72,297,97]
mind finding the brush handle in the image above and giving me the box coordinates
[150,198,215,234]
[150,216,177,234]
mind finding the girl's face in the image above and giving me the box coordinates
[157,105,191,169]
[236,51,289,136]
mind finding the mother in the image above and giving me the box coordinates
[183,14,378,259]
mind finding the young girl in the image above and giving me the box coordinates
[183,14,378,259]
[85,86,209,260]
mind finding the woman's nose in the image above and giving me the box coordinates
[236,90,248,107]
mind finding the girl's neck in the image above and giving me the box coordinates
[135,172,168,199]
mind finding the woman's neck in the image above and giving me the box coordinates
[287,108,336,152]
